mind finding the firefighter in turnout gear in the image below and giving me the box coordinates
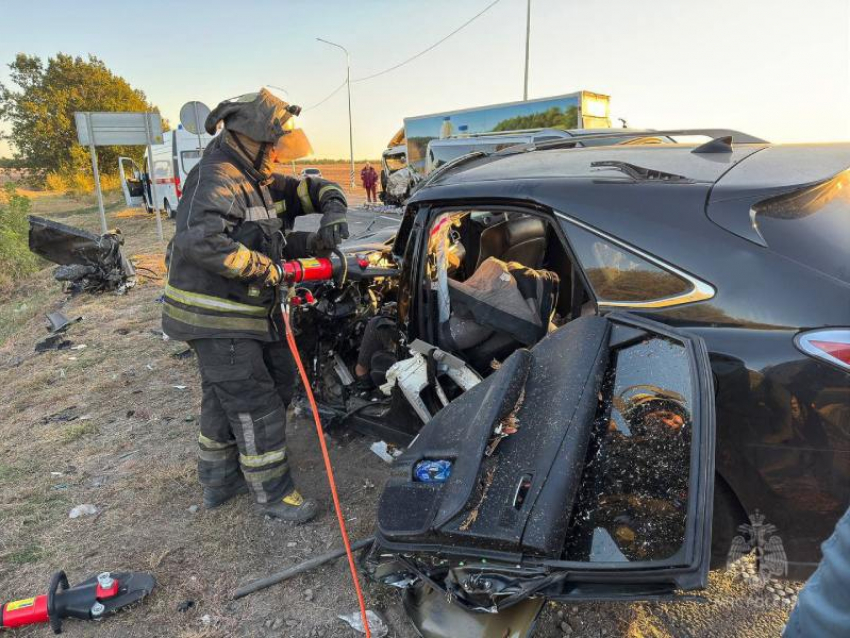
[163,89,349,522]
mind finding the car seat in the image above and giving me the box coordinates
[475,216,547,270]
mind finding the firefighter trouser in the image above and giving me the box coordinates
[191,338,296,504]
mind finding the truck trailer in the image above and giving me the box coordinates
[380,91,611,205]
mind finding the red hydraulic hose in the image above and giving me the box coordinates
[281,300,372,638]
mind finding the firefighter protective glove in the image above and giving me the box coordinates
[263,261,284,287]
[315,207,349,256]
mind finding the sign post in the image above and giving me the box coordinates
[84,112,109,234]
[74,112,164,238]
[143,115,164,241]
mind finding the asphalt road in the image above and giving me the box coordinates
[293,204,402,238]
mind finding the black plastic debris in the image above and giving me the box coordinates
[43,406,79,423]
[177,600,195,613]
[28,216,136,293]
[46,311,82,334]
[35,333,73,353]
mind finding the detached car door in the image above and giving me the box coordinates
[372,311,714,612]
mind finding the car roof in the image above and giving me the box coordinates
[416,143,767,190]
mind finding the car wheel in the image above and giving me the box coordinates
[164,200,174,219]
[711,475,748,570]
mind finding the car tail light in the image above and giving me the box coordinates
[795,329,850,371]
[175,176,182,199]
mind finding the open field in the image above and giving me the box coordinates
[280,162,380,207]
[0,187,801,637]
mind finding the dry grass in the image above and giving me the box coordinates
[0,190,411,638]
[44,170,121,198]
[132,252,167,285]
[115,207,154,219]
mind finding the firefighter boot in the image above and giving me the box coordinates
[261,489,318,523]
[203,478,250,509]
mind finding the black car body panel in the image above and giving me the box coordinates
[707,143,850,246]
[394,142,850,577]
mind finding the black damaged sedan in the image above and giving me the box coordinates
[301,132,850,636]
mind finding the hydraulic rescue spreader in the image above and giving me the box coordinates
[280,252,394,286]
[0,570,155,634]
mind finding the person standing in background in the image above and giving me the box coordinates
[361,162,378,203]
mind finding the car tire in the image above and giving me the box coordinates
[164,200,174,219]
[710,475,748,570]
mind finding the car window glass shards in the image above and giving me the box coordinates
[564,335,693,563]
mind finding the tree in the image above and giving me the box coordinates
[0,53,166,177]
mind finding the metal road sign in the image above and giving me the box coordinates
[179,101,210,136]
[74,112,163,146]
[74,112,164,239]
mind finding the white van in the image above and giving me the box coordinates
[119,126,213,217]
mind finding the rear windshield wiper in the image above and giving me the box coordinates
[590,160,693,183]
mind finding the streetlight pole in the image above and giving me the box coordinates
[523,0,531,100]
[317,38,355,190]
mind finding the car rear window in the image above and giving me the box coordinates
[562,222,693,303]
[754,169,850,283]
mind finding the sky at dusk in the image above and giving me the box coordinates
[1,0,848,160]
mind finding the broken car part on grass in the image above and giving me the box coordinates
[46,311,82,334]
[35,311,84,352]
[28,216,136,293]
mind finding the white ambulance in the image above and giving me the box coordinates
[119,125,213,217]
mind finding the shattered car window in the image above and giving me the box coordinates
[565,336,693,562]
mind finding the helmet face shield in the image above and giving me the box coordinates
[273,127,313,161]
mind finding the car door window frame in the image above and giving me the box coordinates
[555,211,715,309]
[412,202,597,334]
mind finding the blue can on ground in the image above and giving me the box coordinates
[414,460,452,483]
